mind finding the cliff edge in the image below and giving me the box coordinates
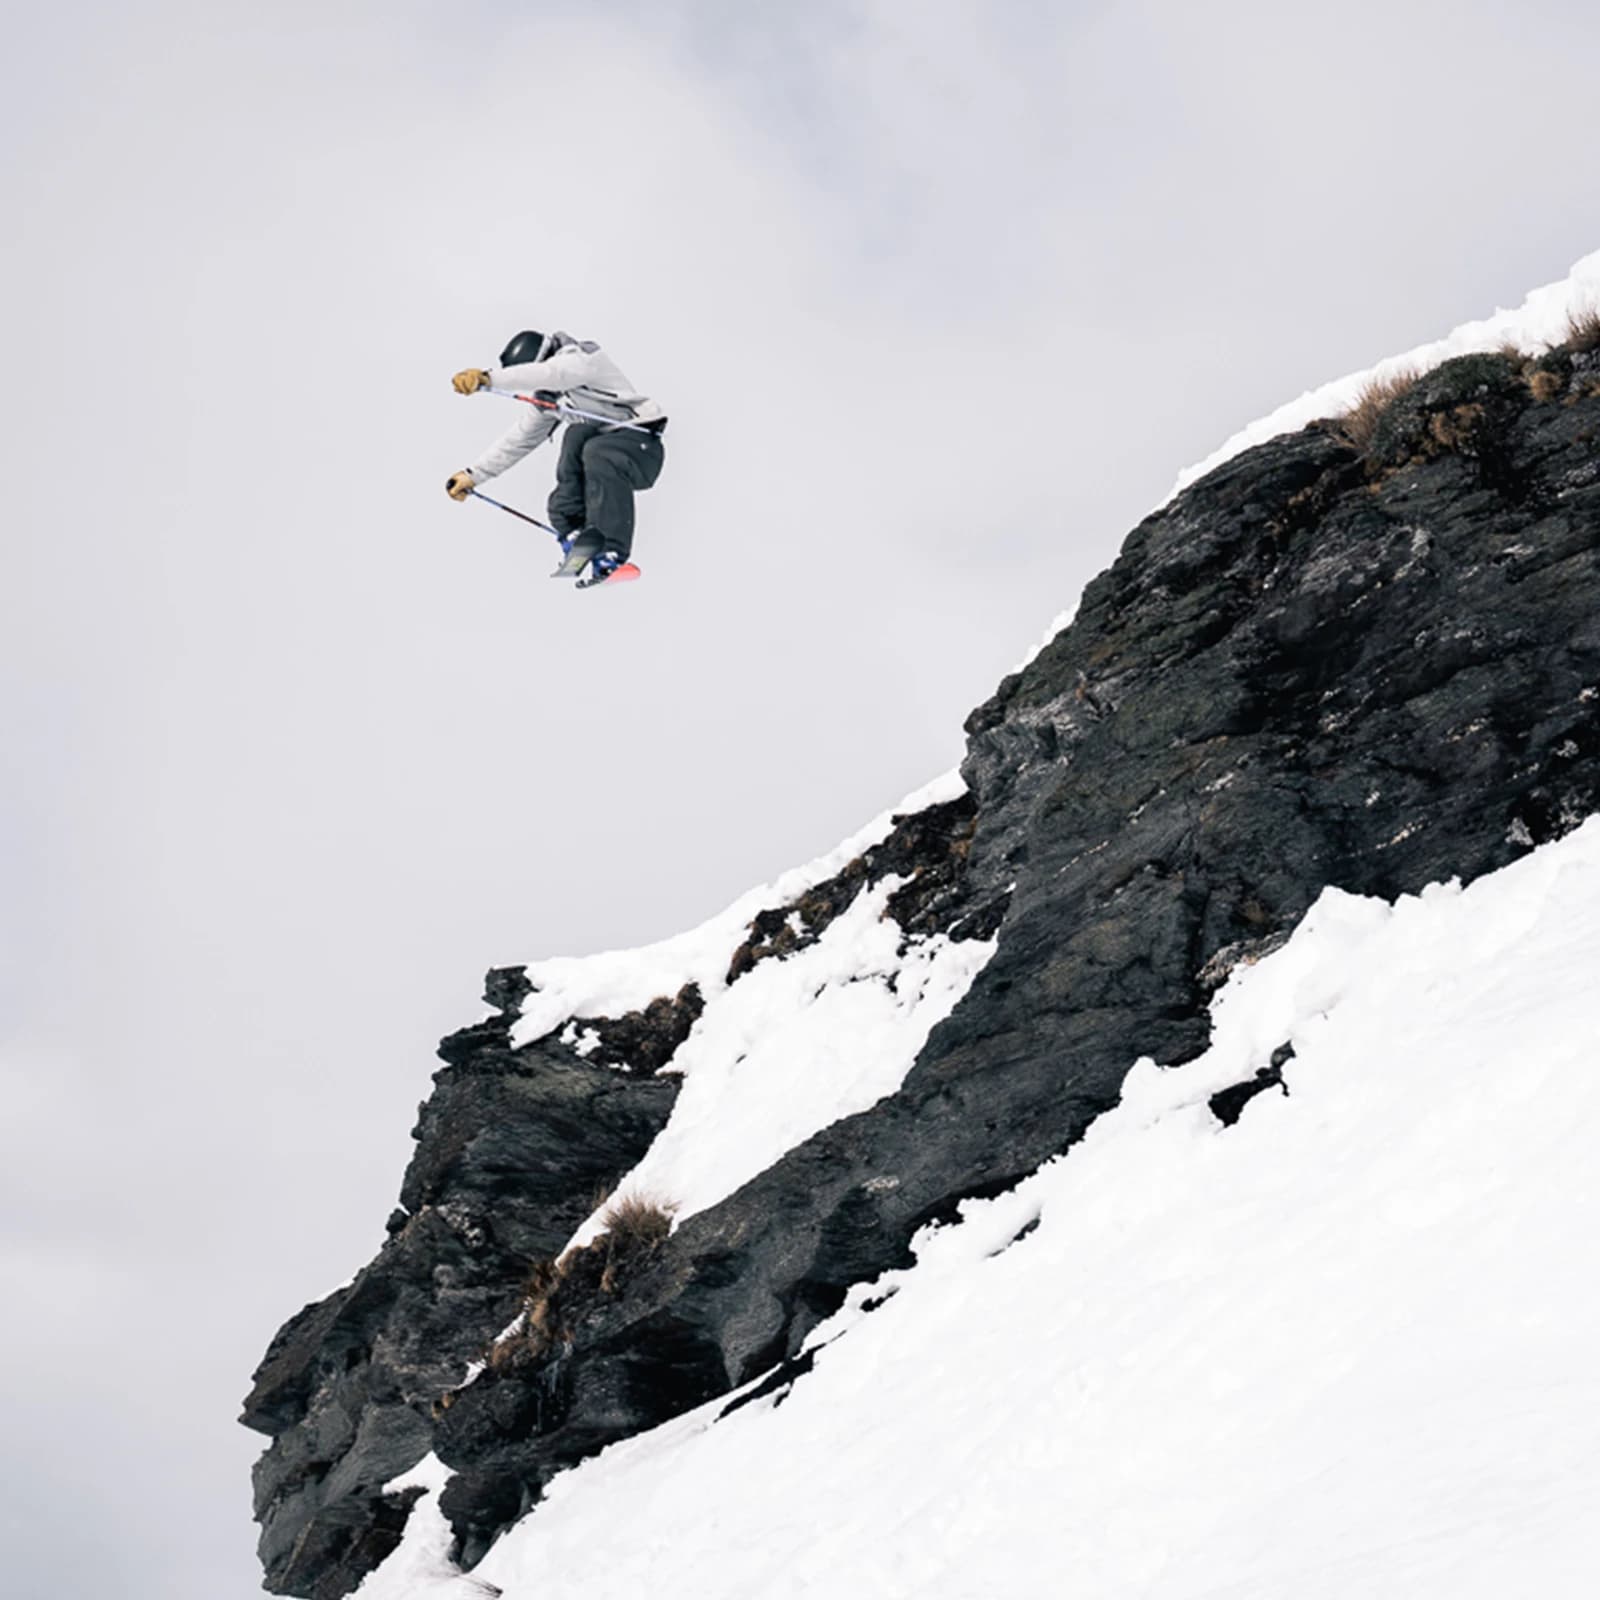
[244,328,1600,1597]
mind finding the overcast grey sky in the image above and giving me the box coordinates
[4,2,1599,1595]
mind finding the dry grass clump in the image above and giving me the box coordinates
[1339,367,1421,450]
[596,1193,677,1291]
[482,1192,679,1374]
[1528,367,1565,402]
[1561,304,1600,354]
[599,1191,677,1246]
[1427,403,1485,452]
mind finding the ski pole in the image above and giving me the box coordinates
[467,488,566,545]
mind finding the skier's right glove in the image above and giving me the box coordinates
[445,471,476,501]
[452,368,491,395]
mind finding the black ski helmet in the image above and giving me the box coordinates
[499,329,551,367]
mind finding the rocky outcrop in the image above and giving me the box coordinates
[246,349,1600,1593]
[239,793,992,1597]
[240,978,681,1598]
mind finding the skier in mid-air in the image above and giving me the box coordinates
[446,330,667,586]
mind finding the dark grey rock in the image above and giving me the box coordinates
[1209,1046,1294,1128]
[241,979,680,1598]
[725,793,995,982]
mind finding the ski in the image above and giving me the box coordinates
[576,561,641,589]
[551,531,602,579]
[552,530,640,587]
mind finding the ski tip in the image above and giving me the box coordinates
[577,562,642,590]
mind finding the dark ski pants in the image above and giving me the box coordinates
[546,423,665,561]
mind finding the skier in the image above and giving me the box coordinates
[445,330,667,585]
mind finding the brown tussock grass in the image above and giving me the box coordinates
[1528,368,1565,403]
[1561,305,1600,354]
[1340,367,1422,451]
[599,1192,677,1246]
[597,1193,677,1290]
[482,1194,679,1370]
[1428,403,1485,452]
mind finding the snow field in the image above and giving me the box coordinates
[354,818,1600,1600]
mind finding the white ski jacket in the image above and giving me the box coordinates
[466,334,666,484]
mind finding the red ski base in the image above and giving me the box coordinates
[578,561,641,589]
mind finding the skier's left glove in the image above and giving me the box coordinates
[452,368,492,395]
[445,470,476,501]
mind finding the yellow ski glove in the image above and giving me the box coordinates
[451,368,491,395]
[445,471,475,501]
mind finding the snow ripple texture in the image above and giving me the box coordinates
[364,817,1600,1600]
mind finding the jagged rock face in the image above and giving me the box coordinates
[723,793,1004,984]
[246,352,1600,1593]
[240,981,681,1599]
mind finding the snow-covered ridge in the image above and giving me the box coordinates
[368,818,1600,1600]
[1016,251,1600,678]
[500,765,994,1249]
[508,766,965,1048]
[1169,248,1600,502]
[565,874,994,1244]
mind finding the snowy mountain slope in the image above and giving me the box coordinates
[404,790,999,1419]
[247,253,1600,1599]
[505,769,969,1051]
[241,775,1004,1597]
[361,819,1600,1600]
